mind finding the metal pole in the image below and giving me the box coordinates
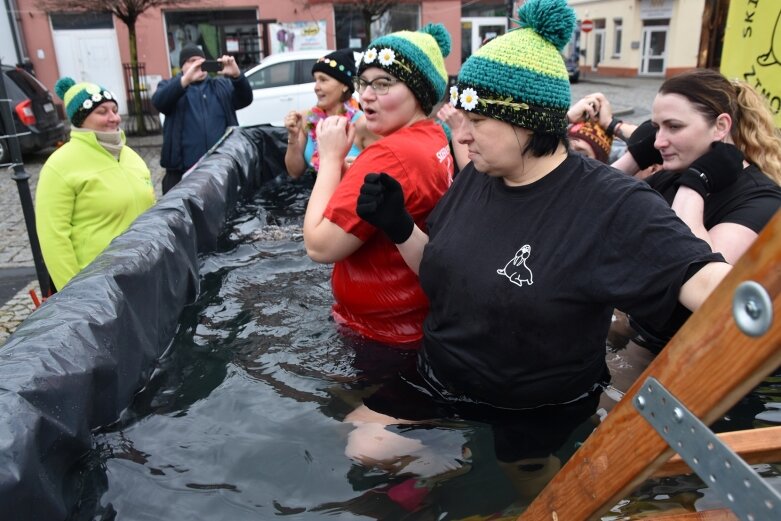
[0,59,51,296]
[506,0,515,24]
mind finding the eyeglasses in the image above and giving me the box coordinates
[353,77,399,95]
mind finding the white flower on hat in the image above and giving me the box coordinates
[378,48,395,66]
[104,91,113,100]
[82,99,93,110]
[459,88,478,111]
[91,94,102,102]
[449,86,459,106]
[364,48,377,64]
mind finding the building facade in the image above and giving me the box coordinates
[568,0,706,78]
[11,0,468,115]
[9,0,715,116]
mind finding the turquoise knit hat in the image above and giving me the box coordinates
[453,0,575,136]
[357,23,451,115]
[54,77,117,128]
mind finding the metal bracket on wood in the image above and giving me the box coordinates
[634,377,780,521]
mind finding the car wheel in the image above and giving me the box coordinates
[570,72,580,84]
[0,138,9,165]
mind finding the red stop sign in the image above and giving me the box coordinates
[581,19,594,33]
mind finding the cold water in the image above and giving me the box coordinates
[70,176,780,520]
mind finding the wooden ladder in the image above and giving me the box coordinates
[518,209,781,521]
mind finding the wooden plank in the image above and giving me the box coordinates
[652,426,781,478]
[642,509,738,521]
[518,209,781,521]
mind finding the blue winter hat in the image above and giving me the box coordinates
[453,0,575,136]
[357,23,451,115]
[55,77,117,128]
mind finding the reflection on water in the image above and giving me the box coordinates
[68,176,780,520]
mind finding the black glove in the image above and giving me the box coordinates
[626,120,663,169]
[356,173,414,244]
[674,142,744,198]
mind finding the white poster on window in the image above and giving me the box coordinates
[268,21,327,54]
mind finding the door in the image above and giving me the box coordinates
[593,29,605,69]
[52,29,127,114]
[461,17,507,63]
[640,26,668,75]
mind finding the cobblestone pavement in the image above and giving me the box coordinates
[0,75,664,344]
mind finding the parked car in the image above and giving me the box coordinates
[0,65,68,165]
[565,52,580,83]
[236,50,331,127]
[562,27,581,83]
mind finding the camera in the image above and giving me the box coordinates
[201,60,223,73]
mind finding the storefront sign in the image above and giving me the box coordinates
[639,0,673,20]
[268,21,327,54]
[722,1,781,126]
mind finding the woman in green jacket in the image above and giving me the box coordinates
[35,77,156,291]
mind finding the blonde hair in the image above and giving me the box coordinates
[659,69,781,185]
[731,82,781,184]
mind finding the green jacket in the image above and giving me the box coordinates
[35,131,155,290]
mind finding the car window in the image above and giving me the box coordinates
[247,61,296,89]
[298,59,317,84]
[6,69,48,98]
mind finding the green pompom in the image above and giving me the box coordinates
[518,0,576,51]
[54,77,76,100]
[421,23,451,58]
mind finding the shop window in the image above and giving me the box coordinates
[613,18,623,57]
[335,3,420,50]
[461,0,507,18]
[164,9,265,74]
[50,12,113,30]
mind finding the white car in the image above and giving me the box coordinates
[236,49,332,127]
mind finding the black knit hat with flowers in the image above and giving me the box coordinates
[54,77,117,128]
[312,49,356,92]
[357,23,451,115]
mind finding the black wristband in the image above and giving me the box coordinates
[674,168,710,199]
[606,118,622,137]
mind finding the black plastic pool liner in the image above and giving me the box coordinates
[0,125,288,520]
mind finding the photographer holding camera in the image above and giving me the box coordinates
[153,43,252,193]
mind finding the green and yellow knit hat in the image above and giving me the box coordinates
[54,77,117,128]
[453,0,575,136]
[357,23,451,115]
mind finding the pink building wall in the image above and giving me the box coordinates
[16,0,59,93]
[421,0,462,76]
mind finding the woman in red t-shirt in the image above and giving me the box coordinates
[302,24,454,346]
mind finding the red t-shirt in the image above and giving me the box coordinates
[324,119,453,346]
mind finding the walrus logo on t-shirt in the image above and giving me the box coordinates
[497,244,533,287]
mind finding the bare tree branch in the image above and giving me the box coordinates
[329,0,399,43]
[36,0,194,134]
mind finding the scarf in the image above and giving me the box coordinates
[305,98,360,171]
[73,127,124,160]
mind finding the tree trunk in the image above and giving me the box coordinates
[363,10,373,47]
[128,23,147,135]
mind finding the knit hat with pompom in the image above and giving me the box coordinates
[452,0,575,136]
[357,23,451,115]
[54,77,117,128]
[568,121,613,163]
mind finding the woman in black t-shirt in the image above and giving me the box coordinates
[351,0,731,502]
[611,69,781,353]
